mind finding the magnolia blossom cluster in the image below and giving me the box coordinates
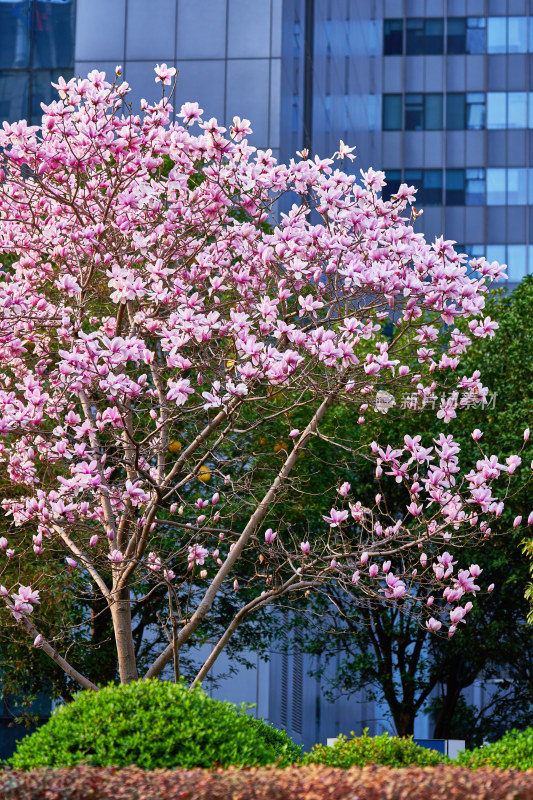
[0,67,526,686]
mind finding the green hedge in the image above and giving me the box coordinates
[303,730,444,768]
[457,727,533,770]
[9,679,301,770]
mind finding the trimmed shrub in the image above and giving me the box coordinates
[456,727,533,770]
[9,679,301,770]
[2,765,533,800]
[303,730,445,768]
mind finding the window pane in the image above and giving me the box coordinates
[405,93,424,130]
[406,18,425,55]
[33,0,76,69]
[31,68,73,123]
[447,93,465,129]
[0,1,31,69]
[446,169,465,205]
[487,168,506,204]
[447,18,466,54]
[466,17,486,54]
[466,93,485,130]
[487,93,506,129]
[486,245,506,266]
[425,93,443,129]
[384,19,403,55]
[507,245,527,280]
[465,168,485,205]
[383,94,402,130]
[425,18,444,54]
[0,70,29,121]
[508,92,527,128]
[422,169,443,205]
[507,168,527,204]
[487,17,507,53]
[382,169,402,201]
[507,17,527,53]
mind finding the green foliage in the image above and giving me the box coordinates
[9,679,301,770]
[456,727,533,770]
[302,730,444,768]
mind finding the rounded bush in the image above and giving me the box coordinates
[10,679,302,770]
[456,727,533,770]
[302,730,444,768]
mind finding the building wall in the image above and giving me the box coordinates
[75,0,282,157]
[291,0,532,285]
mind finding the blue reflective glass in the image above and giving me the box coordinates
[384,19,403,55]
[31,68,73,123]
[383,94,402,130]
[466,17,486,54]
[487,93,506,129]
[507,168,528,205]
[486,245,506,264]
[33,0,76,70]
[508,93,527,129]
[487,169,506,204]
[0,1,31,69]
[465,169,485,205]
[507,245,527,280]
[466,93,485,130]
[0,70,29,121]
[507,17,527,53]
[446,169,465,205]
[382,169,402,201]
[487,17,507,54]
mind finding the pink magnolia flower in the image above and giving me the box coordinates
[264,528,277,544]
[300,541,311,556]
[108,550,123,563]
[426,618,442,633]
[154,63,176,85]
[322,508,349,527]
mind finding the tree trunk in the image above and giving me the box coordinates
[110,585,138,683]
[432,680,462,739]
[392,706,415,737]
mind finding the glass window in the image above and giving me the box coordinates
[486,245,506,265]
[446,169,465,205]
[425,93,443,129]
[487,168,506,204]
[508,93,527,128]
[31,68,73,123]
[466,17,486,54]
[447,93,465,130]
[383,94,402,130]
[406,169,442,205]
[0,70,29,121]
[33,0,75,69]
[382,169,402,201]
[425,18,444,55]
[507,168,527,205]
[384,19,403,55]
[487,92,507,129]
[466,93,485,129]
[0,0,31,69]
[406,18,443,55]
[507,245,527,280]
[405,93,424,130]
[507,17,527,53]
[487,17,507,54]
[465,169,485,205]
[406,18,425,55]
[422,169,443,205]
[447,18,466,54]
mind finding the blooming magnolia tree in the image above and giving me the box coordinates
[0,66,529,690]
